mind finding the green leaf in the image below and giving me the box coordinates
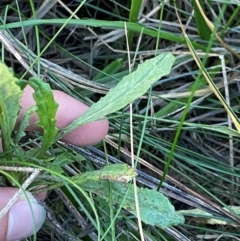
[47,164,137,190]
[0,19,207,51]
[14,106,37,144]
[59,53,175,138]
[128,0,143,48]
[28,77,59,156]
[193,0,211,40]
[179,206,240,226]
[0,62,22,151]
[16,79,28,90]
[73,164,137,183]
[80,180,184,228]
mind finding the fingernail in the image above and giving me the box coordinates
[6,192,46,241]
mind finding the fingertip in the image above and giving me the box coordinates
[61,118,109,146]
[18,86,109,146]
[0,188,46,241]
[7,192,46,241]
[53,90,109,146]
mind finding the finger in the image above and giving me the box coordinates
[0,188,46,241]
[18,85,109,146]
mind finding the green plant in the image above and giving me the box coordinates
[0,53,183,239]
[1,0,240,240]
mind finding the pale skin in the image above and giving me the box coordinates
[0,85,109,240]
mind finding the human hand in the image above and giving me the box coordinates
[0,85,109,241]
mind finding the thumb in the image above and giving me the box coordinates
[0,188,46,241]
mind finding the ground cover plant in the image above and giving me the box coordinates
[0,0,240,240]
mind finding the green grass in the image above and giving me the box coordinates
[1,0,240,240]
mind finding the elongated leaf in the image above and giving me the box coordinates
[179,206,240,226]
[0,62,22,151]
[80,179,184,228]
[128,0,143,48]
[14,106,37,144]
[46,164,137,190]
[0,19,207,51]
[58,53,175,138]
[28,78,59,156]
[73,164,137,183]
[193,0,211,40]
